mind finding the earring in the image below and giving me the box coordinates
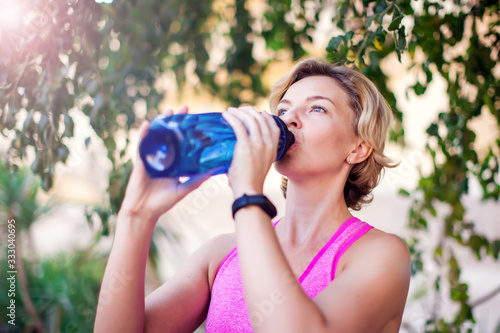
[347,157,351,165]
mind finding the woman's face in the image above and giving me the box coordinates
[274,75,359,180]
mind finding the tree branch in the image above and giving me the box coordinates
[470,284,500,307]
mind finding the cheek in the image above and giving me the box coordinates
[274,124,358,176]
[310,127,356,158]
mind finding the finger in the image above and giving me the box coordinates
[222,111,251,145]
[178,105,189,114]
[134,120,151,168]
[262,111,281,143]
[230,108,263,145]
[138,120,151,143]
[252,110,277,146]
[252,112,280,162]
[163,108,174,116]
[243,108,275,147]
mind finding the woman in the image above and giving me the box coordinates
[94,58,411,333]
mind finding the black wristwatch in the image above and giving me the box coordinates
[232,194,277,219]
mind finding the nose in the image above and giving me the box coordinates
[280,107,301,129]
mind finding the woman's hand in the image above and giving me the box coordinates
[119,106,210,224]
[223,107,280,198]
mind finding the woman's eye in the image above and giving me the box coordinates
[312,106,326,113]
[277,108,287,116]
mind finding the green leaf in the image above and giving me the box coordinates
[413,82,426,95]
[57,145,70,163]
[104,136,116,152]
[62,115,75,138]
[397,26,406,50]
[449,255,460,285]
[326,36,344,51]
[468,235,484,259]
[399,189,410,197]
[364,14,375,28]
[388,16,403,31]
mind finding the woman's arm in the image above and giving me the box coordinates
[94,107,209,333]
[93,211,156,333]
[144,232,236,332]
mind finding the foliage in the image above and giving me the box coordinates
[0,250,106,332]
[0,0,104,191]
[0,162,168,332]
[0,162,46,229]
[0,162,105,332]
[0,0,317,205]
[327,0,408,143]
[1,0,499,332]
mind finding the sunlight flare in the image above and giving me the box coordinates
[0,1,25,31]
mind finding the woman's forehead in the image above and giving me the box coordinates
[283,76,349,104]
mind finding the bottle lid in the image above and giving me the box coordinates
[273,116,295,160]
[139,117,178,178]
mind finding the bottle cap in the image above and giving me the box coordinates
[273,116,295,160]
[139,116,178,178]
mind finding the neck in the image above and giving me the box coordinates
[281,173,352,245]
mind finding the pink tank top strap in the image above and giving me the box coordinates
[331,221,373,279]
[297,217,373,299]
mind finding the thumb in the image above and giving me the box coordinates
[135,120,150,163]
[138,120,150,141]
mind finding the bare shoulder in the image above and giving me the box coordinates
[204,231,237,252]
[338,227,411,304]
[186,231,236,264]
[200,232,237,288]
[341,227,411,279]
[359,228,410,261]
[317,228,411,332]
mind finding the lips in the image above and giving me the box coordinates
[288,139,299,151]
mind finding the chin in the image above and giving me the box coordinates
[274,157,298,178]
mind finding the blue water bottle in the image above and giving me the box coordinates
[139,112,295,178]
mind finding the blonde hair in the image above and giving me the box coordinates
[270,58,397,210]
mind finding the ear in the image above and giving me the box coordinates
[346,139,373,165]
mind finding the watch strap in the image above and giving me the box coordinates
[232,194,277,219]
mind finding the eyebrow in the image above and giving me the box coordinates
[279,95,336,107]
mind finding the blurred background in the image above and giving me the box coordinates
[0,0,499,332]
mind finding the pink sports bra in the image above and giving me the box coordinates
[205,216,373,332]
